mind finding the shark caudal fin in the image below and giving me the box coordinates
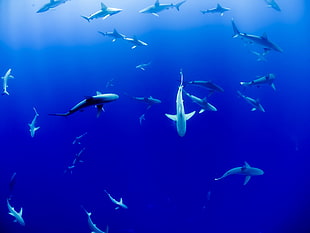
[174,1,186,11]
[2,90,9,95]
[81,16,90,22]
[231,18,240,38]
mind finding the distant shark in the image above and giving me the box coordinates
[124,36,148,49]
[136,62,151,71]
[36,0,69,13]
[81,206,108,233]
[183,89,217,114]
[7,198,25,226]
[237,91,265,112]
[49,92,119,117]
[250,49,269,62]
[215,161,264,185]
[1,68,14,95]
[232,18,283,52]
[185,80,224,95]
[165,70,195,137]
[201,4,230,16]
[72,132,87,145]
[28,107,40,138]
[104,190,128,210]
[139,0,186,17]
[98,29,126,42]
[81,2,122,22]
[264,0,281,11]
[240,73,276,91]
[131,96,161,109]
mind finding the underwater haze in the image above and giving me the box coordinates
[0,0,310,233]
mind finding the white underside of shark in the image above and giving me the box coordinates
[29,107,40,138]
[7,198,25,226]
[1,68,14,95]
[81,206,108,233]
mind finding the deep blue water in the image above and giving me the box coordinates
[0,0,310,233]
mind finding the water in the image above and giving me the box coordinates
[0,0,309,233]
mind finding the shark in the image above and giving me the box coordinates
[185,80,224,94]
[250,49,269,62]
[139,0,186,17]
[1,68,14,95]
[201,4,230,16]
[81,206,108,233]
[49,92,119,117]
[240,73,276,91]
[136,62,151,71]
[264,0,281,11]
[28,107,40,138]
[65,147,85,174]
[232,18,283,52]
[165,70,196,137]
[131,96,161,110]
[183,89,217,114]
[139,113,146,125]
[36,0,68,13]
[98,29,126,42]
[237,91,265,112]
[72,132,88,145]
[124,36,148,49]
[104,190,128,210]
[7,198,25,226]
[215,161,264,185]
[81,2,122,22]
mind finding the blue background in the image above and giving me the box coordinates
[0,0,309,232]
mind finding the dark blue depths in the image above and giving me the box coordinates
[0,1,310,233]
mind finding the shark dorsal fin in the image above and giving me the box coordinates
[244,161,250,168]
[262,32,268,40]
[50,0,55,3]
[96,91,102,95]
[101,2,107,10]
[155,0,160,6]
[19,208,23,216]
[217,3,222,9]
[120,197,123,203]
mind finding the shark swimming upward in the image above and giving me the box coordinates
[7,198,25,226]
[165,70,196,137]
[1,68,14,95]
[49,92,119,117]
[28,107,40,138]
[215,161,264,185]
[232,18,283,53]
[139,0,186,17]
[81,2,122,22]
[81,206,108,233]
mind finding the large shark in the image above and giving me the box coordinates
[98,29,126,42]
[237,91,265,112]
[232,19,283,53]
[240,73,276,91]
[28,107,40,138]
[81,2,122,22]
[139,0,186,17]
[264,0,281,12]
[183,90,217,114]
[104,190,128,210]
[7,198,25,226]
[36,0,68,13]
[124,36,148,49]
[215,161,264,185]
[49,92,119,117]
[201,4,230,16]
[81,206,108,233]
[1,68,14,95]
[165,70,196,137]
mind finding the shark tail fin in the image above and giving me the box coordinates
[2,90,9,95]
[81,16,90,22]
[231,18,240,38]
[175,1,186,11]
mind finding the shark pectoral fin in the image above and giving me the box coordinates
[199,109,205,114]
[102,14,110,20]
[270,83,276,91]
[244,176,251,185]
[152,13,159,17]
[35,127,40,132]
[185,111,196,120]
[115,206,120,210]
[9,75,14,79]
[8,212,15,216]
[251,108,257,111]
[165,114,177,121]
[131,45,137,49]
[112,39,116,42]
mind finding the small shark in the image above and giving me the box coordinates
[201,4,230,16]
[49,92,119,117]
[240,73,276,91]
[81,2,122,22]
[81,206,108,233]
[36,0,68,13]
[132,96,161,110]
[183,90,217,114]
[98,29,126,42]
[139,0,186,17]
[28,107,40,138]
[237,91,265,112]
[65,147,85,174]
[104,190,128,210]
[165,70,196,137]
[136,62,151,71]
[264,0,281,11]
[1,68,14,95]
[9,172,17,195]
[185,80,224,94]
[139,113,146,125]
[7,198,25,226]
[215,161,264,185]
[250,49,269,62]
[232,18,283,52]
[124,36,148,49]
[72,132,88,145]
